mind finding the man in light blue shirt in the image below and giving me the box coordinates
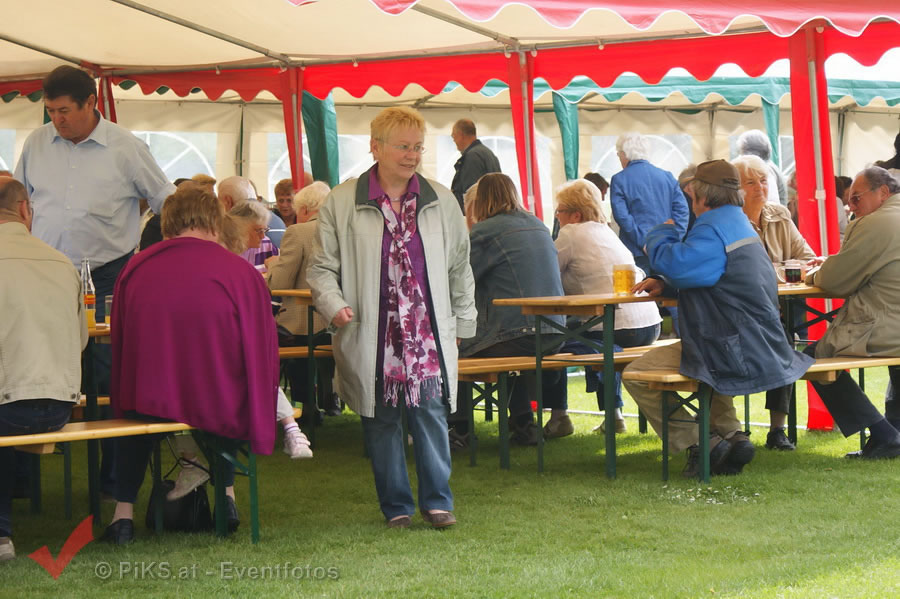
[14,66,174,283]
[14,66,174,497]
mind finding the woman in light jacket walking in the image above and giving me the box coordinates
[308,107,475,529]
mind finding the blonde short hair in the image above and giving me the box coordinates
[555,179,605,223]
[370,106,426,143]
[228,200,270,227]
[161,182,223,239]
[191,173,216,189]
[219,214,250,254]
[293,181,331,214]
[472,173,522,223]
[731,154,769,182]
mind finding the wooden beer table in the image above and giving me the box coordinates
[493,293,675,477]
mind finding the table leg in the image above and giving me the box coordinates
[498,375,510,470]
[602,305,616,479]
[535,319,544,473]
[81,338,101,523]
[306,305,317,449]
[698,385,712,483]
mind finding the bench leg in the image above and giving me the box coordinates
[743,394,750,433]
[498,374,510,470]
[788,384,798,446]
[212,450,229,538]
[248,451,259,544]
[152,440,164,534]
[29,453,41,514]
[661,393,670,481]
[698,386,712,483]
[63,442,72,519]
[638,411,647,434]
[466,382,477,467]
[858,368,867,450]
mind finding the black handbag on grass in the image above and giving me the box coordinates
[145,450,214,532]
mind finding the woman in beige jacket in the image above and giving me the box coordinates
[733,155,815,451]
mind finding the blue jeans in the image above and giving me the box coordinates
[361,386,453,520]
[0,399,72,537]
[581,323,661,410]
[90,251,133,496]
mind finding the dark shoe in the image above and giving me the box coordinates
[765,428,796,451]
[511,421,540,446]
[543,414,575,438]
[421,510,456,529]
[857,436,900,460]
[718,431,755,475]
[448,429,470,452]
[224,496,240,533]
[102,519,134,545]
[322,393,343,417]
[386,515,411,529]
[683,435,732,478]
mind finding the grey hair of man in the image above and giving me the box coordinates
[217,176,256,206]
[292,181,331,214]
[860,165,900,195]
[0,177,29,218]
[737,130,773,161]
[691,179,745,209]
[229,199,270,227]
[616,132,650,161]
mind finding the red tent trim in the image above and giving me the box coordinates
[356,1,900,37]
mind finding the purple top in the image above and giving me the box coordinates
[369,168,436,395]
[240,236,279,273]
[110,237,280,454]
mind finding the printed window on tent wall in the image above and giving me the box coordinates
[0,129,14,173]
[133,131,217,183]
[267,133,372,198]
[435,135,553,208]
[590,134,693,183]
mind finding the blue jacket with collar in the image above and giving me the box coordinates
[645,205,812,395]
[610,159,689,259]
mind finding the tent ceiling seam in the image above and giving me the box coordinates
[110,0,295,66]
[411,3,519,49]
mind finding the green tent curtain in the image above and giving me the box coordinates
[301,91,339,187]
[551,91,579,181]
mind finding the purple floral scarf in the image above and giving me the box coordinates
[378,194,441,407]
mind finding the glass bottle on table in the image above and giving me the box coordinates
[80,257,97,328]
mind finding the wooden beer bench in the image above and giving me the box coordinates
[621,356,900,482]
[457,340,678,469]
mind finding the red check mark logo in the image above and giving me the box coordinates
[28,515,95,579]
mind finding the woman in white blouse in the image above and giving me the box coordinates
[553,179,662,434]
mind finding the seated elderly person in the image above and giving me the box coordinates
[804,166,900,459]
[103,183,279,544]
[229,200,279,273]
[450,173,567,447]
[0,178,87,562]
[553,179,662,435]
[268,181,340,422]
[622,160,812,477]
[732,155,815,451]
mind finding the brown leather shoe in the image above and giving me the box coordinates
[421,510,456,529]
[386,515,411,529]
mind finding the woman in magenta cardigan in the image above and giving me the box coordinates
[103,183,279,545]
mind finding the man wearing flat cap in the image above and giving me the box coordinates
[623,160,812,477]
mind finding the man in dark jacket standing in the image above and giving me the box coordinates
[622,160,813,477]
[450,119,501,211]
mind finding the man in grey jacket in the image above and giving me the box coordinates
[0,177,87,561]
[450,119,501,211]
[805,166,900,459]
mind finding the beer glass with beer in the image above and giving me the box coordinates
[613,264,635,295]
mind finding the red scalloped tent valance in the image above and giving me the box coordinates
[355,0,900,36]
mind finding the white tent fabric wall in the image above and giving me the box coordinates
[2,93,898,224]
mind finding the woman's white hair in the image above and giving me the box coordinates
[731,154,769,180]
[616,132,650,161]
[293,181,331,214]
[228,200,270,227]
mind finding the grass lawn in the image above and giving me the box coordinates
[4,368,900,598]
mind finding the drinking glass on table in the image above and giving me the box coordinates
[613,264,636,295]
[104,295,113,326]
